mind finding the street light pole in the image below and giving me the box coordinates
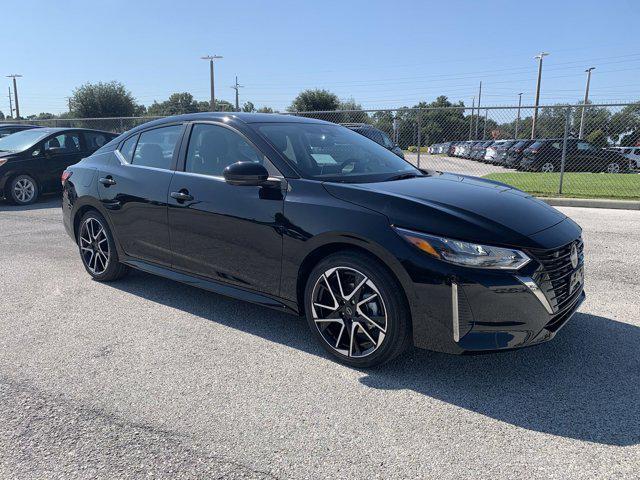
[468,96,475,140]
[474,81,482,139]
[201,55,222,111]
[578,67,595,139]
[6,74,22,119]
[515,92,523,139]
[530,52,549,139]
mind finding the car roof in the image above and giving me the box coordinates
[137,112,327,129]
[0,123,41,128]
[11,127,115,134]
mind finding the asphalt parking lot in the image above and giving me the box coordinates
[1,198,639,479]
[404,153,511,175]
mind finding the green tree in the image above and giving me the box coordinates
[609,102,640,146]
[242,101,255,113]
[70,81,140,118]
[586,129,608,148]
[0,110,4,120]
[26,112,56,120]
[256,106,275,113]
[289,89,340,112]
[572,102,611,139]
[147,92,201,116]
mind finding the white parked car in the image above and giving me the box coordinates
[607,146,640,169]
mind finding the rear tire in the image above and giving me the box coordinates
[304,251,411,368]
[77,210,129,282]
[606,161,623,173]
[8,174,39,205]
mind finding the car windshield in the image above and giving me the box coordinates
[512,140,529,149]
[0,129,49,152]
[256,122,420,182]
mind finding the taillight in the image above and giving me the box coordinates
[61,170,72,186]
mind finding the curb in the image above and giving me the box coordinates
[540,197,640,210]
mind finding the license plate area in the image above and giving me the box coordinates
[569,266,584,295]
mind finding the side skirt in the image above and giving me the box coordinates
[122,257,300,316]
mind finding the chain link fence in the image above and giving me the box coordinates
[7,103,640,199]
[291,104,640,200]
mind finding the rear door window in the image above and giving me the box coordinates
[132,125,182,170]
[84,131,110,152]
[119,134,139,162]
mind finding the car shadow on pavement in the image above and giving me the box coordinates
[109,271,638,447]
[0,196,61,211]
[360,313,640,447]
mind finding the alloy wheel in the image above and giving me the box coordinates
[541,162,555,173]
[79,217,110,275]
[606,162,621,173]
[311,266,387,358]
[13,178,35,203]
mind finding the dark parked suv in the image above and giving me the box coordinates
[521,138,632,173]
[504,140,535,168]
[0,127,118,204]
[342,123,404,158]
[62,113,585,367]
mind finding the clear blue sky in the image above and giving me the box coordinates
[2,0,639,116]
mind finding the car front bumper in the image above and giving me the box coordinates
[401,226,585,354]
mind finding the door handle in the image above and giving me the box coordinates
[99,176,116,186]
[170,190,194,202]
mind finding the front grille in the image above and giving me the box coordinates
[529,238,584,313]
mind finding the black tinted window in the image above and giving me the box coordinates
[44,132,81,152]
[119,134,138,162]
[132,125,182,170]
[84,131,111,152]
[529,141,544,149]
[185,124,265,177]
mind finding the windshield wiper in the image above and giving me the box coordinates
[386,172,424,181]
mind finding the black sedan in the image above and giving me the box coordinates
[62,113,585,367]
[0,123,41,139]
[0,127,118,204]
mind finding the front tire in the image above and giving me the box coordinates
[539,161,556,173]
[9,174,39,205]
[77,211,129,282]
[304,251,411,368]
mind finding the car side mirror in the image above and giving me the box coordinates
[223,161,270,186]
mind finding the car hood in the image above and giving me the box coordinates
[323,172,567,248]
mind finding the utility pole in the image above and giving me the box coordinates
[6,74,22,119]
[578,67,595,139]
[230,76,244,111]
[468,97,475,140]
[474,81,482,139]
[482,108,488,140]
[8,87,13,118]
[531,52,549,139]
[515,92,523,139]
[201,55,223,111]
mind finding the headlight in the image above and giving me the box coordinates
[395,227,530,270]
